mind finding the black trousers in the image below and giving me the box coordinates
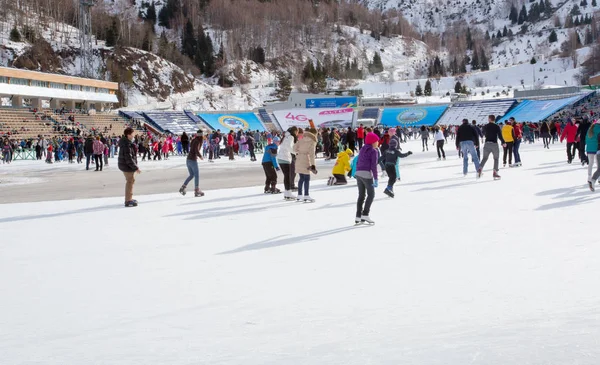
[333,174,347,185]
[348,140,356,153]
[385,164,397,188]
[249,148,256,161]
[357,138,364,150]
[356,175,375,217]
[281,163,292,190]
[262,162,277,191]
[94,154,103,170]
[503,142,514,165]
[182,142,189,154]
[436,140,445,158]
[567,142,577,162]
[290,156,296,187]
[580,141,588,163]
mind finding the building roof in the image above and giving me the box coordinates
[0,67,118,90]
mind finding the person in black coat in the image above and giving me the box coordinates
[118,128,140,207]
[181,132,190,154]
[84,135,94,170]
[346,127,356,153]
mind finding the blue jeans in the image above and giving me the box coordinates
[298,173,310,196]
[183,159,200,188]
[513,139,521,163]
[460,141,481,175]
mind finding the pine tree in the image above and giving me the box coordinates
[424,80,432,96]
[497,30,503,38]
[105,20,118,47]
[518,5,528,24]
[181,19,196,59]
[585,28,593,44]
[158,0,178,29]
[539,0,546,13]
[571,4,581,15]
[503,25,508,37]
[471,49,480,70]
[549,29,558,42]
[460,56,468,73]
[9,26,21,42]
[146,2,157,27]
[415,83,423,96]
[508,29,514,37]
[485,31,490,40]
[275,71,292,100]
[545,0,552,12]
[593,0,597,6]
[581,0,588,7]
[454,81,462,93]
[480,49,489,71]
[157,31,169,58]
[466,27,473,50]
[530,56,537,64]
[575,16,581,26]
[509,5,519,24]
[369,52,384,74]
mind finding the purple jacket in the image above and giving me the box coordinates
[356,144,379,179]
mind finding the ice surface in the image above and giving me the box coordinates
[1,140,600,364]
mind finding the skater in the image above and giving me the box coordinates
[179,130,205,197]
[478,115,505,179]
[420,126,429,151]
[45,144,53,164]
[578,118,592,166]
[357,124,365,150]
[586,121,600,190]
[84,135,94,170]
[294,128,318,202]
[118,127,141,207]
[261,136,281,194]
[433,127,445,160]
[277,127,299,200]
[381,138,412,198]
[354,132,380,224]
[329,148,354,185]
[501,121,515,167]
[560,118,578,164]
[540,121,551,149]
[181,132,189,154]
[227,130,235,160]
[244,132,257,161]
[93,136,104,171]
[512,119,523,167]
[456,119,481,176]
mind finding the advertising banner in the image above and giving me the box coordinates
[272,108,356,130]
[305,97,358,109]
[379,105,448,127]
[197,112,266,132]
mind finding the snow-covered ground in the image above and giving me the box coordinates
[1,139,600,364]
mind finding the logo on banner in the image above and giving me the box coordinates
[397,109,427,125]
[284,113,308,122]
[218,115,249,131]
[319,108,353,115]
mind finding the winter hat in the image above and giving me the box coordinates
[389,137,398,150]
[365,132,380,145]
[273,136,281,144]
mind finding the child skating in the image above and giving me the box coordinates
[328,148,353,185]
[380,138,412,198]
[262,136,281,194]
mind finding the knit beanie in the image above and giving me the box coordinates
[365,132,380,145]
[389,137,398,150]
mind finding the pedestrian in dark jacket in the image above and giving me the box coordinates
[118,128,140,207]
[456,118,481,176]
[84,135,94,170]
[179,130,205,197]
[181,132,189,154]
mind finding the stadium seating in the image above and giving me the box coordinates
[360,108,380,120]
[0,108,65,139]
[257,108,281,131]
[436,100,517,125]
[142,111,201,135]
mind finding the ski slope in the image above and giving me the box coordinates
[1,139,600,364]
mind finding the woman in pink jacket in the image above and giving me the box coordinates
[162,139,170,160]
[93,136,104,171]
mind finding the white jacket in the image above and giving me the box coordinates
[433,131,445,141]
[276,131,296,163]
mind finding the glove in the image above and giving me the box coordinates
[373,179,378,188]
[309,165,318,174]
[408,151,413,155]
[276,167,280,171]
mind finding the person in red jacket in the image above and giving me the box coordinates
[356,124,365,150]
[560,118,578,164]
[227,130,235,160]
[512,119,523,166]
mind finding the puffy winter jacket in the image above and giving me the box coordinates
[261,143,279,168]
[118,136,139,172]
[585,124,600,154]
[501,125,515,143]
[276,131,296,164]
[92,140,104,155]
[560,122,577,143]
[332,149,353,175]
[295,131,317,173]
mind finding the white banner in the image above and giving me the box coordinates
[273,108,355,131]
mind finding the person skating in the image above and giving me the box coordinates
[478,115,505,179]
[540,121,551,149]
[578,118,591,166]
[181,132,189,154]
[586,121,600,190]
[262,136,281,194]
[354,132,380,224]
[381,138,412,198]
[277,127,299,200]
[512,119,523,167]
[456,119,481,176]
[118,127,141,207]
[356,124,365,150]
[560,118,578,164]
[294,128,318,202]
[329,148,353,185]
[433,127,445,160]
[420,126,429,151]
[179,130,205,197]
[93,136,104,171]
[84,135,94,170]
[501,121,515,167]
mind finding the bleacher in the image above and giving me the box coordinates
[437,99,517,125]
[359,108,380,120]
[0,108,67,139]
[257,108,280,131]
[142,111,200,135]
[183,110,213,131]
[52,112,132,136]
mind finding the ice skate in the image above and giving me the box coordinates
[383,188,394,198]
[296,195,304,202]
[589,180,595,192]
[270,188,281,194]
[493,170,501,180]
[477,168,483,179]
[194,189,205,197]
[354,217,362,225]
[284,190,296,201]
[303,196,315,203]
[361,215,375,225]
[179,185,187,196]
[437,157,441,161]
[124,200,138,208]
[327,177,335,186]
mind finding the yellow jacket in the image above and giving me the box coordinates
[502,125,515,143]
[332,149,353,175]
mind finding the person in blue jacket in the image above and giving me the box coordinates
[262,136,281,194]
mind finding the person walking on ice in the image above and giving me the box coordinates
[328,148,354,185]
[118,127,141,207]
[455,119,481,177]
[354,132,380,225]
[179,130,205,197]
[433,127,445,160]
[478,115,505,180]
[294,128,318,202]
[277,127,299,200]
[585,121,600,191]
[262,136,281,194]
[381,137,412,198]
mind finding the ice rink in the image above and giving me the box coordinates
[1,139,600,364]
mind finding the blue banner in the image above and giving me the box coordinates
[197,112,266,132]
[380,105,448,127]
[498,95,582,123]
[306,97,357,109]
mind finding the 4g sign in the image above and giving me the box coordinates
[284,112,308,122]
[273,108,355,131]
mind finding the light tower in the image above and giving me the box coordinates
[78,0,96,78]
